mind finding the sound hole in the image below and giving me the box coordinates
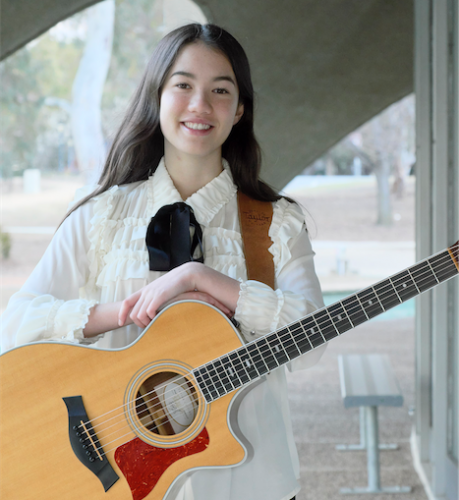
[135,371,199,436]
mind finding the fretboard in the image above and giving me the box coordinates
[193,241,459,403]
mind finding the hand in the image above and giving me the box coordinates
[118,262,240,329]
[118,264,194,328]
[160,291,233,318]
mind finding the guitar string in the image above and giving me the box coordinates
[78,248,459,440]
[79,247,459,447]
[76,249,459,454]
[89,248,459,460]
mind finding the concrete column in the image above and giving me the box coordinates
[414,1,459,498]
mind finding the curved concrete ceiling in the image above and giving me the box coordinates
[1,0,413,188]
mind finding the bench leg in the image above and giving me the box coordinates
[336,407,399,451]
[340,406,412,494]
[366,405,381,491]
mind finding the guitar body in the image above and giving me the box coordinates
[0,302,247,500]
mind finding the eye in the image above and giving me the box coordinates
[214,88,230,94]
[176,83,191,89]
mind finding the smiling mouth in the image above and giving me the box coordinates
[183,122,212,131]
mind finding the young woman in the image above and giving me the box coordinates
[1,24,325,500]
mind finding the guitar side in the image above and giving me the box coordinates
[0,302,247,500]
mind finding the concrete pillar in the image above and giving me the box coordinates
[414,1,459,498]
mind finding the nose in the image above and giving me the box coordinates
[188,91,212,114]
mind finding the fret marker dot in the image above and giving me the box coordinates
[403,283,407,288]
[228,367,234,377]
[337,315,342,321]
[275,346,280,353]
[245,360,251,368]
[368,300,373,305]
[310,328,315,334]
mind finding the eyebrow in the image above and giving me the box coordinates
[170,71,236,86]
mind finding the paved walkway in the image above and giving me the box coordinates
[287,317,426,500]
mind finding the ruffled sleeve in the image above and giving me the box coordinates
[234,198,326,370]
[0,202,102,351]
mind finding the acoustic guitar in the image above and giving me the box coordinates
[1,241,458,500]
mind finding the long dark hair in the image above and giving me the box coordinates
[67,23,280,218]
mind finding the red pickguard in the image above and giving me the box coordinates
[114,428,210,500]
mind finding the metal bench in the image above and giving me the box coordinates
[337,354,411,495]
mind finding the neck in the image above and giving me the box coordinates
[164,150,223,200]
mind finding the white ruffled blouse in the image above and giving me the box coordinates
[1,159,325,500]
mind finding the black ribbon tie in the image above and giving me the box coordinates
[146,202,204,271]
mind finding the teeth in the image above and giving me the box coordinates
[184,122,211,130]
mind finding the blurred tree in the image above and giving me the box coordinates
[101,0,164,139]
[72,0,115,184]
[305,95,415,226]
[0,49,42,179]
[0,16,84,181]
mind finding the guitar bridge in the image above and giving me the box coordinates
[63,396,119,492]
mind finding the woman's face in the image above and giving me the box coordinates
[160,42,244,164]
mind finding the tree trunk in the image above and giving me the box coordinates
[71,0,115,185]
[371,119,393,226]
[374,159,393,225]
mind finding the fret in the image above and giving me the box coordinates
[373,279,399,311]
[341,295,368,327]
[206,363,227,397]
[352,295,370,321]
[298,321,315,349]
[410,261,437,291]
[193,369,213,402]
[301,316,325,347]
[392,269,419,301]
[326,309,341,336]
[286,325,304,356]
[266,332,290,364]
[388,277,402,302]
[357,288,384,318]
[311,315,327,343]
[220,355,242,389]
[247,343,270,375]
[407,268,421,294]
[426,260,440,284]
[237,347,260,380]
[213,359,234,392]
[197,366,219,401]
[372,285,386,311]
[430,251,458,282]
[313,310,339,341]
[229,352,250,384]
[277,327,301,360]
[255,337,279,371]
[289,322,313,354]
[327,302,353,333]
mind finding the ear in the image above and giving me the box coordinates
[233,103,244,125]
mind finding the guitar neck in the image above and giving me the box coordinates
[194,241,459,403]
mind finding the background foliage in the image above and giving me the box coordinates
[0,0,163,178]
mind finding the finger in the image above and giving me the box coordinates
[139,301,155,327]
[130,296,150,328]
[118,292,141,326]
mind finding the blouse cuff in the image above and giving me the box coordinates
[234,280,283,340]
[234,280,320,344]
[53,299,101,344]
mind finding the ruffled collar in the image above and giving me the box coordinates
[147,157,237,227]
